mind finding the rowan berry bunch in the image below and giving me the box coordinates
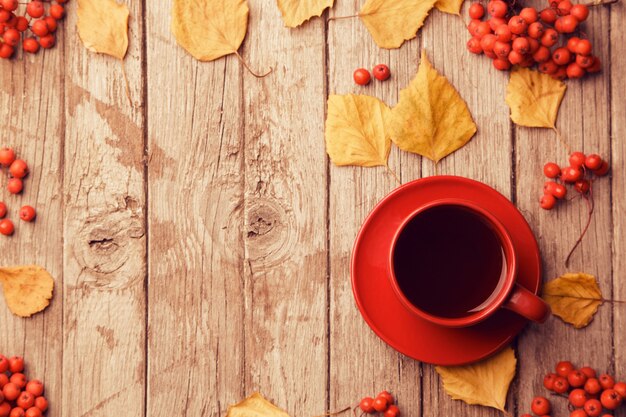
[522,361,626,417]
[0,0,67,60]
[0,147,36,237]
[0,354,49,417]
[540,151,608,265]
[359,391,400,417]
[466,0,602,79]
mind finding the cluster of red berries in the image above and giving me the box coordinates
[0,148,36,236]
[0,0,67,59]
[466,0,602,79]
[521,361,626,417]
[540,151,608,210]
[358,391,400,417]
[353,65,391,86]
[0,355,48,417]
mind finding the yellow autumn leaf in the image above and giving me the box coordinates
[277,0,334,28]
[505,67,567,128]
[435,0,464,14]
[436,346,517,413]
[359,0,437,49]
[543,272,603,329]
[325,94,391,167]
[389,50,477,163]
[172,0,248,62]
[0,266,54,318]
[227,393,290,417]
[77,0,129,60]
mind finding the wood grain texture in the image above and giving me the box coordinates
[62,0,146,416]
[146,0,245,416]
[241,2,328,415]
[0,19,65,416]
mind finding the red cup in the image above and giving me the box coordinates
[388,198,550,328]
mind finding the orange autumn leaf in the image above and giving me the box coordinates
[325,94,392,167]
[359,0,437,49]
[505,67,567,128]
[227,393,291,417]
[0,265,54,318]
[436,346,517,413]
[77,0,129,60]
[277,0,335,27]
[543,272,603,329]
[389,51,477,163]
[435,0,464,15]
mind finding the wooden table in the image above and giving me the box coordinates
[0,1,624,416]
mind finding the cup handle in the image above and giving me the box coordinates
[503,284,551,323]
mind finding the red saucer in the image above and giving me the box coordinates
[351,176,541,365]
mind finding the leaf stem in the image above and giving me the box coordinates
[585,0,620,6]
[234,52,272,78]
[552,127,571,154]
[312,406,352,417]
[385,164,402,185]
[121,60,132,108]
[565,188,594,267]
[547,295,626,304]
[328,14,360,21]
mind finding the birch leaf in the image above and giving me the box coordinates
[389,50,477,163]
[77,0,129,60]
[0,265,55,318]
[543,272,603,329]
[277,0,334,27]
[505,67,567,128]
[359,0,438,49]
[325,94,391,167]
[436,346,517,412]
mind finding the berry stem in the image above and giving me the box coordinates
[234,51,272,78]
[565,188,594,267]
[121,60,132,107]
[327,14,360,21]
[312,406,352,417]
[385,164,402,185]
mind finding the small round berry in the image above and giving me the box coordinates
[553,376,570,393]
[7,178,23,194]
[508,50,524,65]
[568,370,588,387]
[31,19,49,37]
[495,25,512,42]
[38,34,55,49]
[0,403,10,417]
[553,47,571,65]
[8,356,23,373]
[493,40,511,58]
[383,405,400,417]
[0,44,15,59]
[539,60,558,75]
[359,397,375,413]
[570,4,589,21]
[44,16,58,32]
[533,46,551,62]
[520,7,538,23]
[468,19,481,36]
[558,0,573,13]
[562,166,583,183]
[49,3,65,19]
[569,151,586,168]
[540,193,557,210]
[16,392,34,410]
[584,377,602,395]
[531,396,551,416]
[377,391,394,405]
[512,37,530,54]
[540,28,559,47]
[467,37,483,54]
[584,398,603,417]
[600,389,622,410]
[488,17,507,31]
[576,39,592,56]
[353,68,371,86]
[508,16,528,34]
[373,64,391,81]
[372,397,388,412]
[488,0,508,17]
[587,56,602,73]
[594,160,609,176]
[24,381,43,398]
[0,356,8,373]
[0,203,6,219]
[567,63,586,79]
[574,179,590,194]
[9,159,28,178]
[540,8,557,23]
[2,28,19,47]
[570,410,588,417]
[474,21,492,38]
[0,148,16,166]
[0,0,18,11]
[567,37,581,53]
[10,408,25,417]
[544,373,558,390]
[569,389,589,407]
[599,374,615,389]
[585,153,603,171]
[528,21,544,39]
[552,66,568,81]
[9,373,25,389]
[480,34,498,53]
[0,219,14,236]
[19,206,36,222]
[558,15,579,33]
[24,408,41,417]
[26,1,45,18]
[576,54,594,69]
[469,3,485,19]
[33,398,46,413]
[613,381,626,397]
[15,16,28,32]
[2,383,20,401]
[493,57,511,71]
[22,38,40,54]
[553,183,567,199]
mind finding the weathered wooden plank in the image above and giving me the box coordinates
[327,4,422,416]
[145,1,246,416]
[62,0,146,415]
[419,5,516,417]
[515,3,613,415]
[0,24,65,416]
[241,3,327,415]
